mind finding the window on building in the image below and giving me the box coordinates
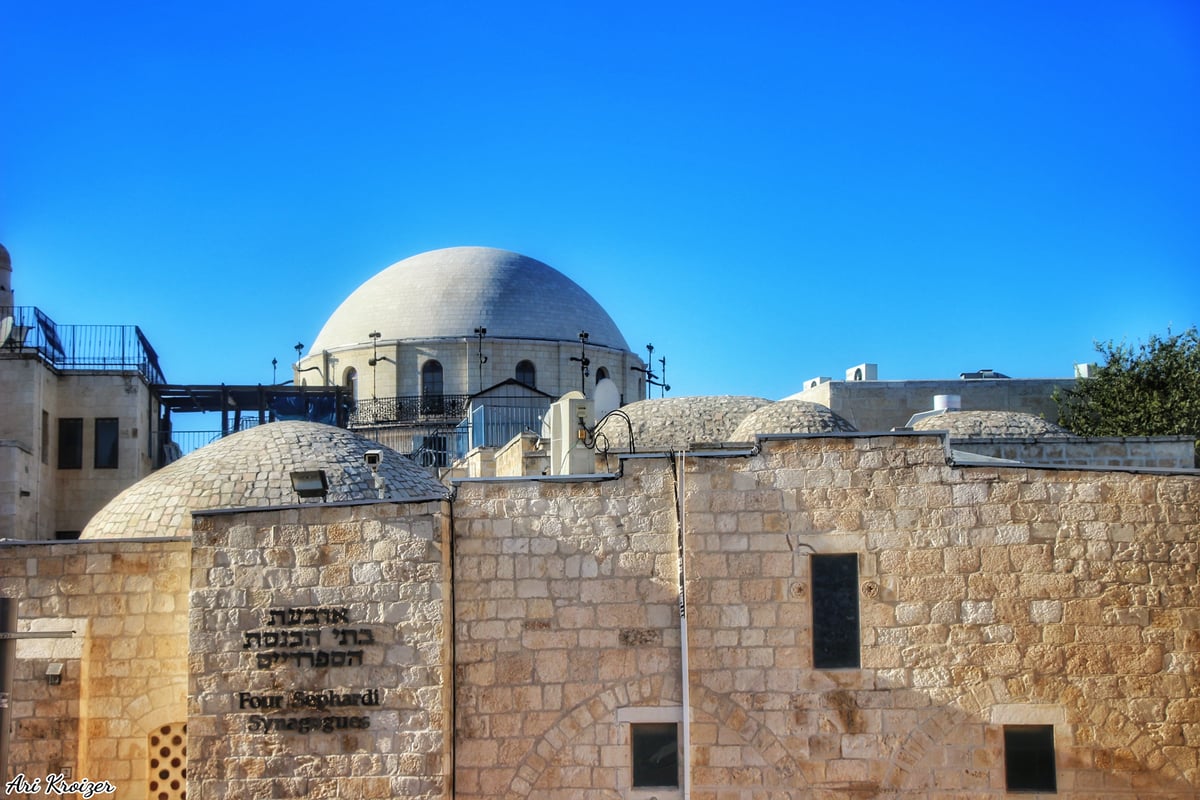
[595,366,609,383]
[41,410,49,464]
[57,418,83,469]
[343,367,358,401]
[631,722,679,788]
[54,531,81,541]
[94,417,119,469]
[421,360,444,414]
[515,360,536,388]
[1004,725,1056,793]
[812,553,860,668]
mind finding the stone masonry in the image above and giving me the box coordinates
[2,431,1198,799]
[187,499,451,800]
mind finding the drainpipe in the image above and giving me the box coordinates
[675,452,691,800]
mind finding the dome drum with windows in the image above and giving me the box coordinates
[296,247,645,410]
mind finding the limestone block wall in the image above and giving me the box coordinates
[451,461,684,800]
[53,372,157,534]
[0,357,58,539]
[0,539,190,795]
[680,434,1200,798]
[954,435,1197,470]
[0,440,35,540]
[187,500,451,800]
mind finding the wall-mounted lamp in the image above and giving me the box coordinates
[289,469,329,500]
[45,662,63,686]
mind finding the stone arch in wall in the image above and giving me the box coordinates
[503,678,813,799]
[688,683,811,793]
[880,677,1197,795]
[503,674,680,800]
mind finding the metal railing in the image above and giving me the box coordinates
[152,419,267,463]
[1,305,166,384]
[348,394,471,426]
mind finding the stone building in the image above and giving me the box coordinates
[295,246,647,465]
[2,243,1199,798]
[3,418,1199,799]
[0,244,168,540]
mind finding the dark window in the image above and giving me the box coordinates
[1005,725,1056,792]
[94,418,119,469]
[812,553,860,668]
[595,366,609,383]
[515,360,536,388]
[631,722,678,788]
[57,418,83,469]
[421,360,444,414]
[55,530,82,541]
[41,410,49,464]
[344,368,358,400]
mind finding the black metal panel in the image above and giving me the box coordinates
[812,553,860,669]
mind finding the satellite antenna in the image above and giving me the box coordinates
[0,316,12,349]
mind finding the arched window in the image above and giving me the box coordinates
[343,367,358,400]
[515,360,536,388]
[595,366,609,384]
[421,360,444,414]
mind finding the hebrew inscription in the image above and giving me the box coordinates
[234,606,384,734]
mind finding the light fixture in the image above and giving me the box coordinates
[46,662,63,686]
[290,469,329,499]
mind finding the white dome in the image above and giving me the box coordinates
[311,247,629,353]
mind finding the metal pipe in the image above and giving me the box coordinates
[675,452,692,800]
[0,597,16,783]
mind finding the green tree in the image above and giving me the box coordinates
[1054,326,1200,465]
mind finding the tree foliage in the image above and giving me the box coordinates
[1054,327,1200,464]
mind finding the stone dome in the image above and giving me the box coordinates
[731,400,857,440]
[310,247,629,353]
[597,396,772,451]
[912,410,1068,438]
[82,422,446,539]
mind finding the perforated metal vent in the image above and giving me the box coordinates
[148,722,187,800]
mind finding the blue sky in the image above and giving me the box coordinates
[4,1,1197,400]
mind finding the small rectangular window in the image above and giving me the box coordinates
[631,722,679,788]
[1005,725,1056,792]
[812,553,860,668]
[57,418,83,469]
[94,417,119,469]
[41,410,49,464]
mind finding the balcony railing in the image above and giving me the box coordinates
[1,305,166,384]
[348,394,471,427]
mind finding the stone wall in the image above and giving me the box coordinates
[0,538,189,796]
[0,357,58,539]
[450,434,1200,799]
[4,432,1199,798]
[187,499,451,800]
[953,435,1196,470]
[53,372,157,534]
[452,464,684,799]
[0,357,158,539]
[685,434,1199,797]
